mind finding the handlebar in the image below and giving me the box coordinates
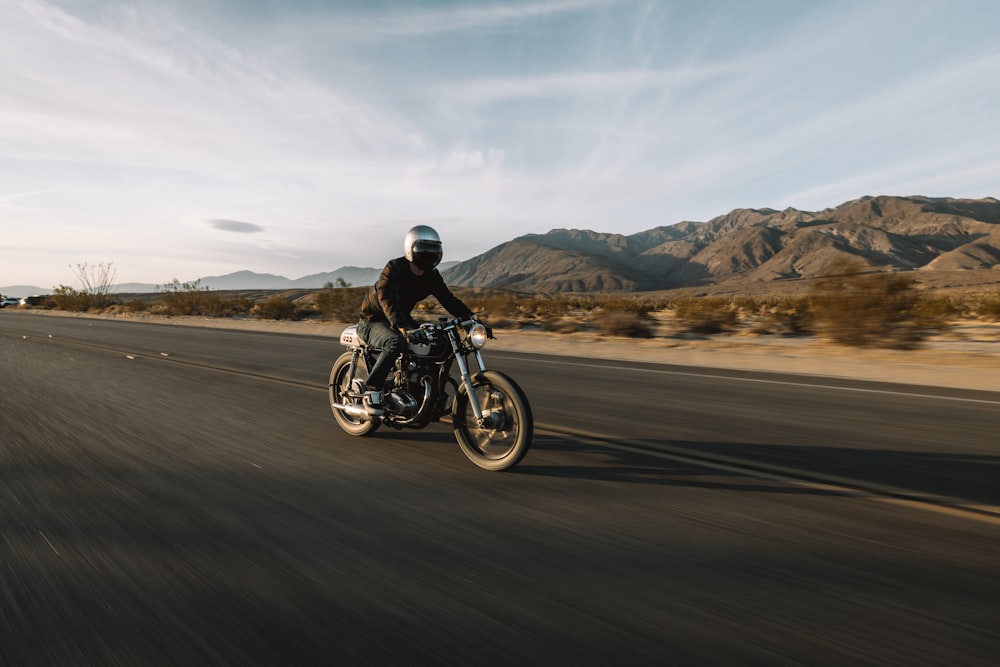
[405,327,432,345]
[409,314,494,341]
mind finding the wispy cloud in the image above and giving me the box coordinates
[446,63,736,106]
[0,1,416,169]
[0,188,59,210]
[310,0,622,38]
[2,0,998,286]
[208,219,264,234]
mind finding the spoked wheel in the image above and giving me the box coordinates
[329,352,380,436]
[453,370,532,471]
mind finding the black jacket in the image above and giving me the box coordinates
[360,257,471,331]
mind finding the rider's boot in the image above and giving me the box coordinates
[363,387,384,416]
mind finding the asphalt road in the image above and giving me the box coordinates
[2,312,999,665]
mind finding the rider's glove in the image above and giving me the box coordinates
[407,328,429,345]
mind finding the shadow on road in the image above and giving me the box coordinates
[519,434,1000,507]
[515,435,849,496]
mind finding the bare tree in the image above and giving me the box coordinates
[71,262,118,295]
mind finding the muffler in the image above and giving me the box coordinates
[331,402,374,421]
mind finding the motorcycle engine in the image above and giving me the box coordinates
[384,389,419,418]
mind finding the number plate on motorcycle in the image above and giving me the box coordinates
[340,326,359,346]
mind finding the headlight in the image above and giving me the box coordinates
[468,323,488,349]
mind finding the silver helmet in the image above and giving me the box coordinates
[403,225,443,271]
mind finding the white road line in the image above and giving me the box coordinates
[39,531,60,556]
[537,424,1000,526]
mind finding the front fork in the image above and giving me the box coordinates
[452,342,490,425]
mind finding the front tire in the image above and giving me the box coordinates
[329,352,380,436]
[453,371,532,471]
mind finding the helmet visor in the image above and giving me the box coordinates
[411,240,442,270]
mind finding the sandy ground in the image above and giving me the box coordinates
[20,309,1000,392]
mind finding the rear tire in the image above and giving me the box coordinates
[329,352,380,436]
[453,371,532,471]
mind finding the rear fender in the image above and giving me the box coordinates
[340,325,360,347]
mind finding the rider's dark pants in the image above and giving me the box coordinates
[357,318,406,390]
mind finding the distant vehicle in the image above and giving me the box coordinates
[0,297,20,308]
[21,295,45,306]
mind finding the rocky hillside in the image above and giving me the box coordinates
[443,195,1000,292]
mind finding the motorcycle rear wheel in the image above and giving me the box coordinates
[453,370,532,471]
[329,352,381,436]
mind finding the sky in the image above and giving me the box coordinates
[1,0,998,288]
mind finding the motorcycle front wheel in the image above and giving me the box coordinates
[453,370,532,471]
[329,352,380,437]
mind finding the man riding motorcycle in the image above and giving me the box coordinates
[356,225,473,415]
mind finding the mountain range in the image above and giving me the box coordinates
[442,195,1000,292]
[3,196,998,299]
[1,266,389,298]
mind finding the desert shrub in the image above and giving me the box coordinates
[153,282,252,317]
[124,298,150,313]
[808,260,946,349]
[470,294,523,329]
[314,286,366,322]
[45,262,122,312]
[157,279,226,316]
[465,293,567,327]
[464,291,522,319]
[750,297,814,336]
[524,294,573,319]
[597,296,662,317]
[253,296,298,320]
[49,285,89,312]
[48,285,120,312]
[972,293,1000,321]
[71,262,117,296]
[536,311,592,333]
[915,294,963,320]
[672,297,740,335]
[454,291,662,330]
[220,296,255,317]
[596,308,655,337]
[456,292,664,336]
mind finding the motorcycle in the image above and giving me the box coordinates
[329,316,532,471]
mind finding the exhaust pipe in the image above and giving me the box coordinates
[331,402,375,421]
